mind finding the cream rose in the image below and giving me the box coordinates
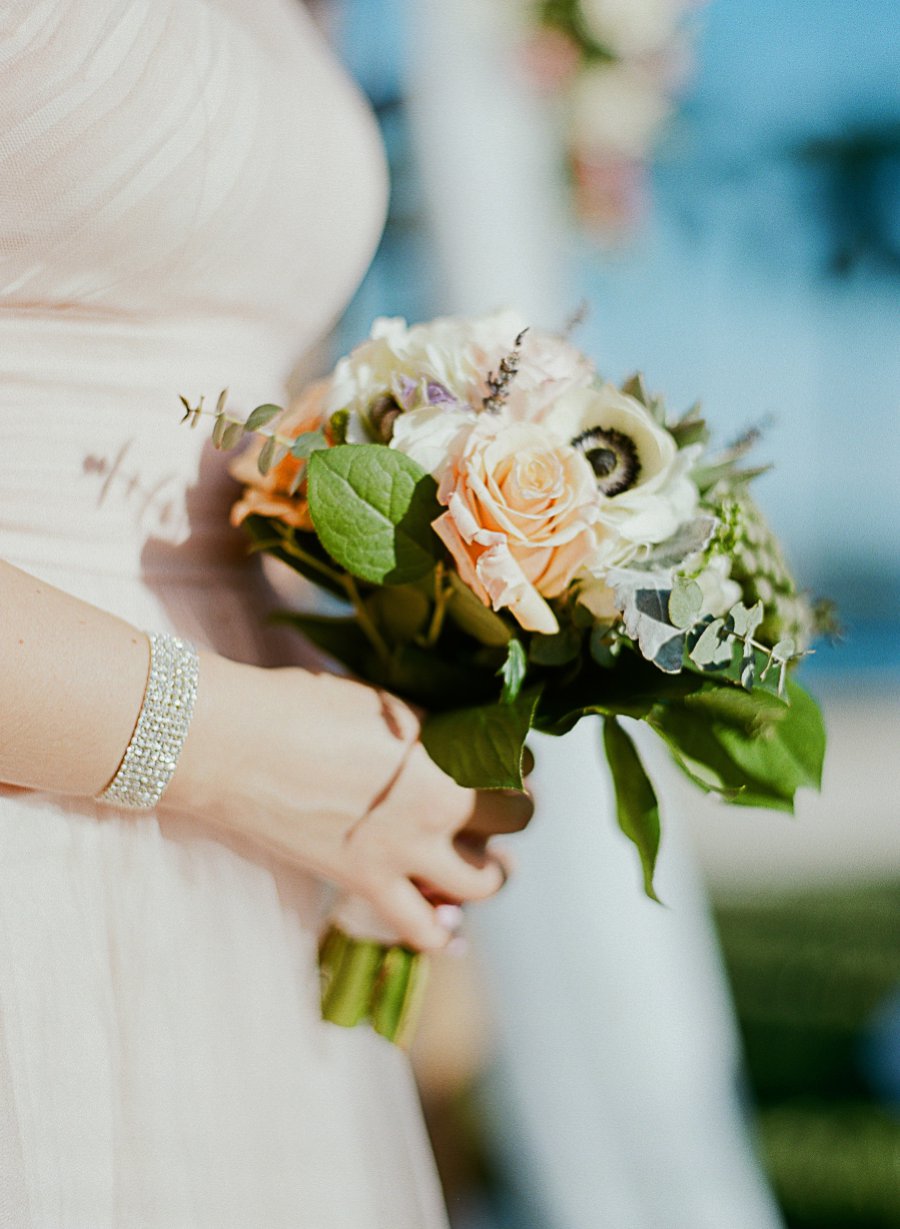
[432,419,602,634]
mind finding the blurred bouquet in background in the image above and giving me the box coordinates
[518,0,707,239]
[183,308,828,1043]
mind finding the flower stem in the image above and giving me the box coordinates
[343,575,392,664]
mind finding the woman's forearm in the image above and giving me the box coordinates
[0,560,151,796]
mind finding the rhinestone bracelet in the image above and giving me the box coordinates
[95,632,200,810]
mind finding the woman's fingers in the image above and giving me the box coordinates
[414,843,506,905]
[462,786,534,839]
[375,878,454,952]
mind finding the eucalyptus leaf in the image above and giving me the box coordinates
[245,403,283,432]
[290,430,327,460]
[307,445,441,586]
[728,600,764,640]
[257,435,288,474]
[669,577,703,630]
[688,618,732,668]
[602,717,661,901]
[212,413,229,449]
[215,388,229,414]
[421,688,540,790]
[221,421,245,451]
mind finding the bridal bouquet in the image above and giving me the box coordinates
[183,310,827,1045]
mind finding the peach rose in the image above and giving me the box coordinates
[433,420,601,634]
[229,380,329,532]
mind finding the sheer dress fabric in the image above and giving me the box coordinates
[0,2,448,1224]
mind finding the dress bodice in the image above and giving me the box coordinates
[0,0,388,578]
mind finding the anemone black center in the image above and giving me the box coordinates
[571,426,641,496]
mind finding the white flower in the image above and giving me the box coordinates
[326,310,595,439]
[389,405,476,480]
[568,61,671,159]
[544,383,699,549]
[690,554,743,619]
[578,0,683,59]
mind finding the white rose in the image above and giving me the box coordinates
[578,0,683,59]
[327,310,596,438]
[568,62,671,159]
[389,405,477,480]
[690,554,743,618]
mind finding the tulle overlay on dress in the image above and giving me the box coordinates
[0,0,446,1223]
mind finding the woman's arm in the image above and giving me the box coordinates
[0,560,151,795]
[0,560,530,949]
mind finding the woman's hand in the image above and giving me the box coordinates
[165,654,533,951]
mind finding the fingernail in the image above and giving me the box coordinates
[435,903,463,932]
[446,936,469,958]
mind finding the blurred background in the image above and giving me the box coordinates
[312,1,900,1224]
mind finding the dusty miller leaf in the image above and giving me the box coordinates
[644,516,717,568]
[608,567,685,673]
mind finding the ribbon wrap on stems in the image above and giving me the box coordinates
[319,895,429,1049]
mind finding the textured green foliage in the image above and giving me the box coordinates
[421,688,540,790]
[648,677,825,810]
[603,717,661,900]
[307,445,441,586]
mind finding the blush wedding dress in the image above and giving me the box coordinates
[0,2,448,1225]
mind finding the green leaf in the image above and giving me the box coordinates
[445,573,512,646]
[366,585,431,644]
[268,612,370,675]
[648,677,825,811]
[529,625,582,666]
[307,445,441,586]
[499,639,528,704]
[602,717,662,901]
[421,687,541,789]
[240,516,348,599]
[245,403,282,431]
